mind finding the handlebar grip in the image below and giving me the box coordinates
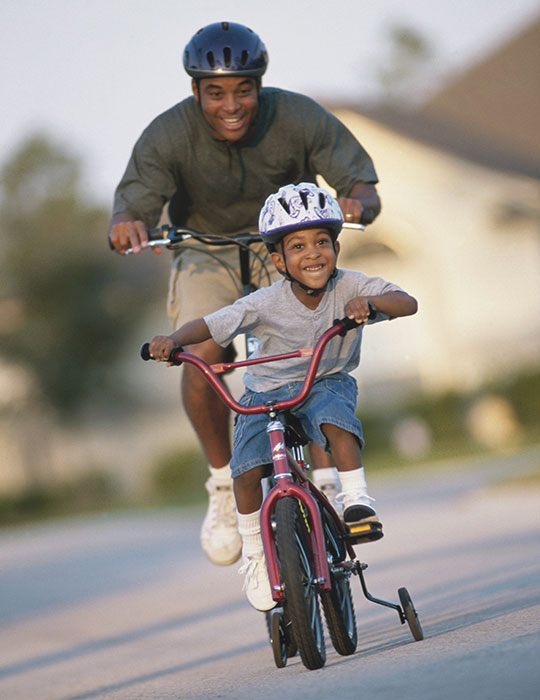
[335,303,377,335]
[360,209,375,225]
[140,342,184,365]
[336,316,361,336]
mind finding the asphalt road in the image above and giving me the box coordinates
[1,448,539,700]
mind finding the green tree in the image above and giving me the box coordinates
[0,134,161,418]
[377,24,433,108]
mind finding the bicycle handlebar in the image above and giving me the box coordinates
[121,222,365,255]
[140,315,363,415]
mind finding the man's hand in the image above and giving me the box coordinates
[344,296,373,324]
[108,213,161,255]
[338,182,381,225]
[337,195,363,224]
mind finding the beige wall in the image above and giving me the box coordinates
[332,109,540,396]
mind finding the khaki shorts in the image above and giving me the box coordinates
[167,242,279,329]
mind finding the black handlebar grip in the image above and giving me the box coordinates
[140,343,152,361]
[360,209,375,225]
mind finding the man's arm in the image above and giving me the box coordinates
[337,182,381,226]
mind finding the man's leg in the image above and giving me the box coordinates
[182,337,241,566]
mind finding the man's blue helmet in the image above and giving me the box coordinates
[183,22,268,78]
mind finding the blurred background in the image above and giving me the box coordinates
[1,0,539,522]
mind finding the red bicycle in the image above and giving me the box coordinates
[141,316,423,670]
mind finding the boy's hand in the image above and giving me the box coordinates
[149,335,178,362]
[345,297,372,324]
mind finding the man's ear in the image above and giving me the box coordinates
[270,251,286,274]
[192,79,199,101]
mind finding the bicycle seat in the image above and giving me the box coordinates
[281,411,310,448]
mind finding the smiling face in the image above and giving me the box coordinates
[271,227,340,300]
[193,76,259,142]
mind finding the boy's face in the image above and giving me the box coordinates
[192,76,259,143]
[271,228,339,290]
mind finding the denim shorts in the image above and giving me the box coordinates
[230,372,364,478]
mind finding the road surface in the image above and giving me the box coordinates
[1,448,539,699]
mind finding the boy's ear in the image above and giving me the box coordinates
[334,239,341,257]
[270,251,286,274]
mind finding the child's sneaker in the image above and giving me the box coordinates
[337,491,379,525]
[200,476,242,566]
[318,481,343,517]
[239,551,276,611]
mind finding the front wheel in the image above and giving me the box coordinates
[275,497,326,670]
[319,508,357,655]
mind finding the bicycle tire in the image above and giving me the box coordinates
[275,497,326,670]
[319,509,357,655]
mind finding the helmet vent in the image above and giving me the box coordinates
[240,50,249,66]
[221,22,230,31]
[319,192,326,208]
[278,197,290,214]
[299,190,309,209]
[223,47,231,66]
[206,51,216,68]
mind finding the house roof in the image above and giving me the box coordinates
[327,16,540,179]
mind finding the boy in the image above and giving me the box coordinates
[149,183,417,611]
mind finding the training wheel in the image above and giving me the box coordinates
[268,607,298,668]
[398,587,424,641]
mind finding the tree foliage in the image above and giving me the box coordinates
[0,134,162,418]
[377,24,434,108]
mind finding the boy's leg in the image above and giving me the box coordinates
[235,466,275,611]
[321,424,378,524]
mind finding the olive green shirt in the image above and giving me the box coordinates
[113,87,378,235]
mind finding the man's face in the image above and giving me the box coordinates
[193,76,259,143]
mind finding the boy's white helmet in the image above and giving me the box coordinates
[259,182,343,249]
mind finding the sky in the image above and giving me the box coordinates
[2,0,539,205]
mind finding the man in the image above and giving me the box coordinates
[108,21,381,568]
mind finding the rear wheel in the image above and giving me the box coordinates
[319,508,357,655]
[275,497,326,670]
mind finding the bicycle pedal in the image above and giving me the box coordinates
[345,521,384,544]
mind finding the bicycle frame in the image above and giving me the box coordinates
[146,316,360,601]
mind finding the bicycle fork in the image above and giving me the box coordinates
[260,417,331,604]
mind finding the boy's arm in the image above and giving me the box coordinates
[345,291,418,324]
[149,318,212,361]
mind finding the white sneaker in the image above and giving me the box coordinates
[239,551,276,611]
[336,491,379,525]
[200,476,242,566]
[318,481,343,517]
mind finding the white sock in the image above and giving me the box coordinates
[209,463,232,483]
[237,509,262,555]
[338,467,369,495]
[312,467,340,487]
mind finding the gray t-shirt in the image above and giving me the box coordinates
[204,269,401,393]
[113,88,378,235]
